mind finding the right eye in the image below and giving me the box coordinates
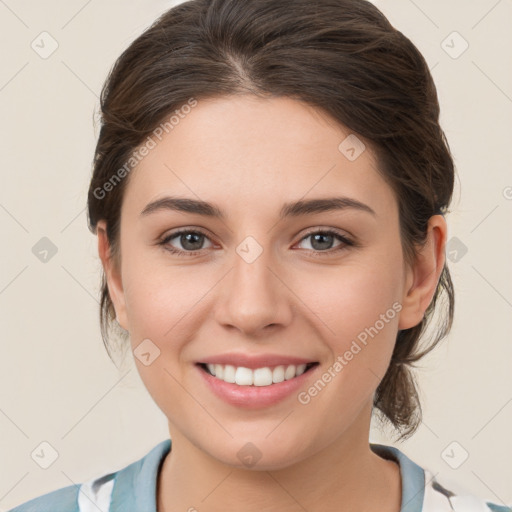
[159,229,214,255]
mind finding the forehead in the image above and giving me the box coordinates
[122,95,395,219]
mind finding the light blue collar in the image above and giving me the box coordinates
[371,443,426,512]
[110,439,171,511]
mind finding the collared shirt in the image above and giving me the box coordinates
[8,439,511,512]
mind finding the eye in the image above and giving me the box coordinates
[159,229,214,255]
[295,229,354,256]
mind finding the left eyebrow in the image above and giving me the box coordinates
[279,197,376,218]
[139,195,376,219]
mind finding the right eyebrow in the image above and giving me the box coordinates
[140,196,225,219]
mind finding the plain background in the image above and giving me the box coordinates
[0,0,511,510]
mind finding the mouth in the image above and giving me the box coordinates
[197,362,319,387]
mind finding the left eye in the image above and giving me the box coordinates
[159,229,353,255]
[296,230,352,252]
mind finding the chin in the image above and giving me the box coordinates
[204,436,309,471]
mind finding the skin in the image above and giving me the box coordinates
[97,94,447,512]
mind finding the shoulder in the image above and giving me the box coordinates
[371,443,511,512]
[6,484,80,512]
[7,469,118,512]
[423,468,512,512]
[7,439,171,512]
[7,471,118,512]
[487,505,512,512]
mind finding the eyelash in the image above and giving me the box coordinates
[158,228,355,257]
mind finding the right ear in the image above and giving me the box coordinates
[96,220,129,331]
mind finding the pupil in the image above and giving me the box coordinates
[182,233,203,250]
[312,233,333,250]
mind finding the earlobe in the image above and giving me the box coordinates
[398,215,447,331]
[97,220,129,331]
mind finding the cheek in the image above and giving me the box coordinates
[298,253,403,337]
[292,262,402,425]
[290,250,404,398]
[121,250,215,340]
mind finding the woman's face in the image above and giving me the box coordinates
[100,94,433,469]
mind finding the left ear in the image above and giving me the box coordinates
[398,214,448,330]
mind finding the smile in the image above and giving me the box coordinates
[199,362,318,387]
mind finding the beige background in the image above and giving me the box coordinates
[0,0,511,509]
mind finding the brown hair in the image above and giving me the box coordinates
[87,0,455,441]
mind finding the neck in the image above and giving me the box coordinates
[157,409,401,512]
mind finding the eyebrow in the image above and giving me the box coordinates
[140,195,376,219]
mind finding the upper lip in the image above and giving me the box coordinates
[198,353,318,370]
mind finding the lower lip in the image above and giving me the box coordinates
[196,364,318,409]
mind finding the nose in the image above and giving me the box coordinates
[215,241,294,337]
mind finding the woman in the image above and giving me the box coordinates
[9,0,510,511]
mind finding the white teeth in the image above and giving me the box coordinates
[272,365,285,383]
[253,367,273,386]
[204,363,312,386]
[223,364,236,383]
[296,364,307,376]
[235,367,253,385]
[214,364,224,379]
[284,364,296,380]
